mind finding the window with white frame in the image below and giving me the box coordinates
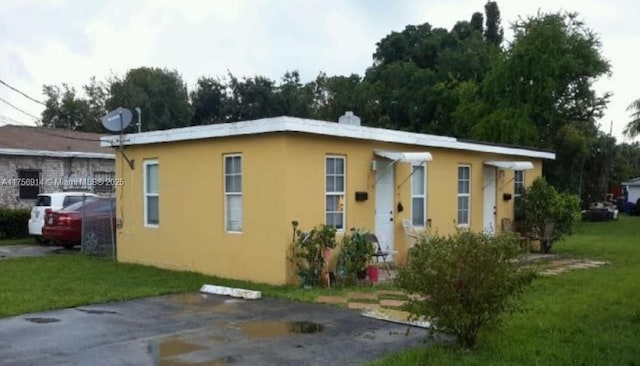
[224,155,242,232]
[411,164,426,227]
[143,160,159,226]
[514,170,525,196]
[325,156,345,230]
[457,165,470,226]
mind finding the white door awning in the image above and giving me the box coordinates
[374,150,433,164]
[484,161,534,170]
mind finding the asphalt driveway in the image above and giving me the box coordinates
[0,244,74,259]
[0,292,433,366]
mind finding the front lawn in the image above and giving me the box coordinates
[0,237,36,246]
[0,253,388,318]
[371,216,640,365]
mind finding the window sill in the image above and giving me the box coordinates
[144,224,159,229]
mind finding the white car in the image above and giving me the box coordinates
[28,192,98,243]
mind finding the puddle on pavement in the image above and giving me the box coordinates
[75,308,118,315]
[168,293,242,315]
[158,356,235,366]
[157,338,207,358]
[236,320,324,339]
[25,317,60,324]
[152,337,235,366]
[210,335,230,343]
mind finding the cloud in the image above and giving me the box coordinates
[0,0,638,142]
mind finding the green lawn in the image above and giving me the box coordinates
[0,252,390,318]
[2,217,639,365]
[371,216,640,365]
[0,237,36,246]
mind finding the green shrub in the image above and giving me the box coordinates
[517,177,581,252]
[0,207,31,239]
[395,230,537,349]
[337,228,376,285]
[289,224,337,287]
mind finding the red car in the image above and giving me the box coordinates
[42,197,115,249]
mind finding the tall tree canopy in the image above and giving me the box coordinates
[39,1,640,204]
[106,67,192,132]
[40,77,107,132]
[623,98,640,138]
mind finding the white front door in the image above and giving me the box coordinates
[483,166,497,235]
[375,158,395,260]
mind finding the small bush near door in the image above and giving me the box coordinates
[0,208,30,239]
[395,229,537,349]
[289,225,337,287]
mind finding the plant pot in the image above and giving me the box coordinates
[356,269,367,280]
[367,265,379,283]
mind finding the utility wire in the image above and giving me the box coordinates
[0,114,33,126]
[0,117,103,141]
[0,96,41,120]
[0,78,46,105]
[29,127,102,142]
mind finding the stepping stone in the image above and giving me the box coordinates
[408,294,428,301]
[380,299,407,308]
[540,269,564,276]
[316,296,348,304]
[361,308,430,329]
[347,292,378,300]
[376,290,405,296]
[348,302,381,310]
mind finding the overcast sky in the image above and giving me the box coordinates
[1,0,638,142]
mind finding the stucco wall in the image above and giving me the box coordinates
[114,135,290,285]
[0,155,115,208]
[113,131,545,285]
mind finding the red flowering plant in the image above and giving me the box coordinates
[395,228,537,349]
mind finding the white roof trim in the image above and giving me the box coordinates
[100,116,556,160]
[484,161,534,170]
[375,150,432,163]
[0,148,115,159]
[622,177,640,186]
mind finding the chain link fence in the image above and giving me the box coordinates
[80,194,116,259]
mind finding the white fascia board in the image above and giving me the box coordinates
[99,116,556,160]
[0,148,115,159]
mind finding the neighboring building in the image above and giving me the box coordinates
[101,114,555,285]
[622,177,640,205]
[0,125,115,209]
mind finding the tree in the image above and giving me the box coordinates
[623,98,640,138]
[107,67,192,131]
[190,77,230,125]
[470,12,484,33]
[40,84,99,132]
[484,1,504,46]
[226,74,278,121]
[274,71,314,118]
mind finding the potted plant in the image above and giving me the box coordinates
[337,228,375,285]
[289,224,337,288]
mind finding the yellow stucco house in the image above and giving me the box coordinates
[100,114,554,285]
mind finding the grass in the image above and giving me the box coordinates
[0,237,36,246]
[370,215,640,365]
[0,252,393,318]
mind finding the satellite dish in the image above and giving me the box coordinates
[102,107,133,132]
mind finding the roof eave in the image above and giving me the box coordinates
[99,116,556,160]
[0,148,115,159]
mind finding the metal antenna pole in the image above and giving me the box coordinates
[135,107,141,133]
